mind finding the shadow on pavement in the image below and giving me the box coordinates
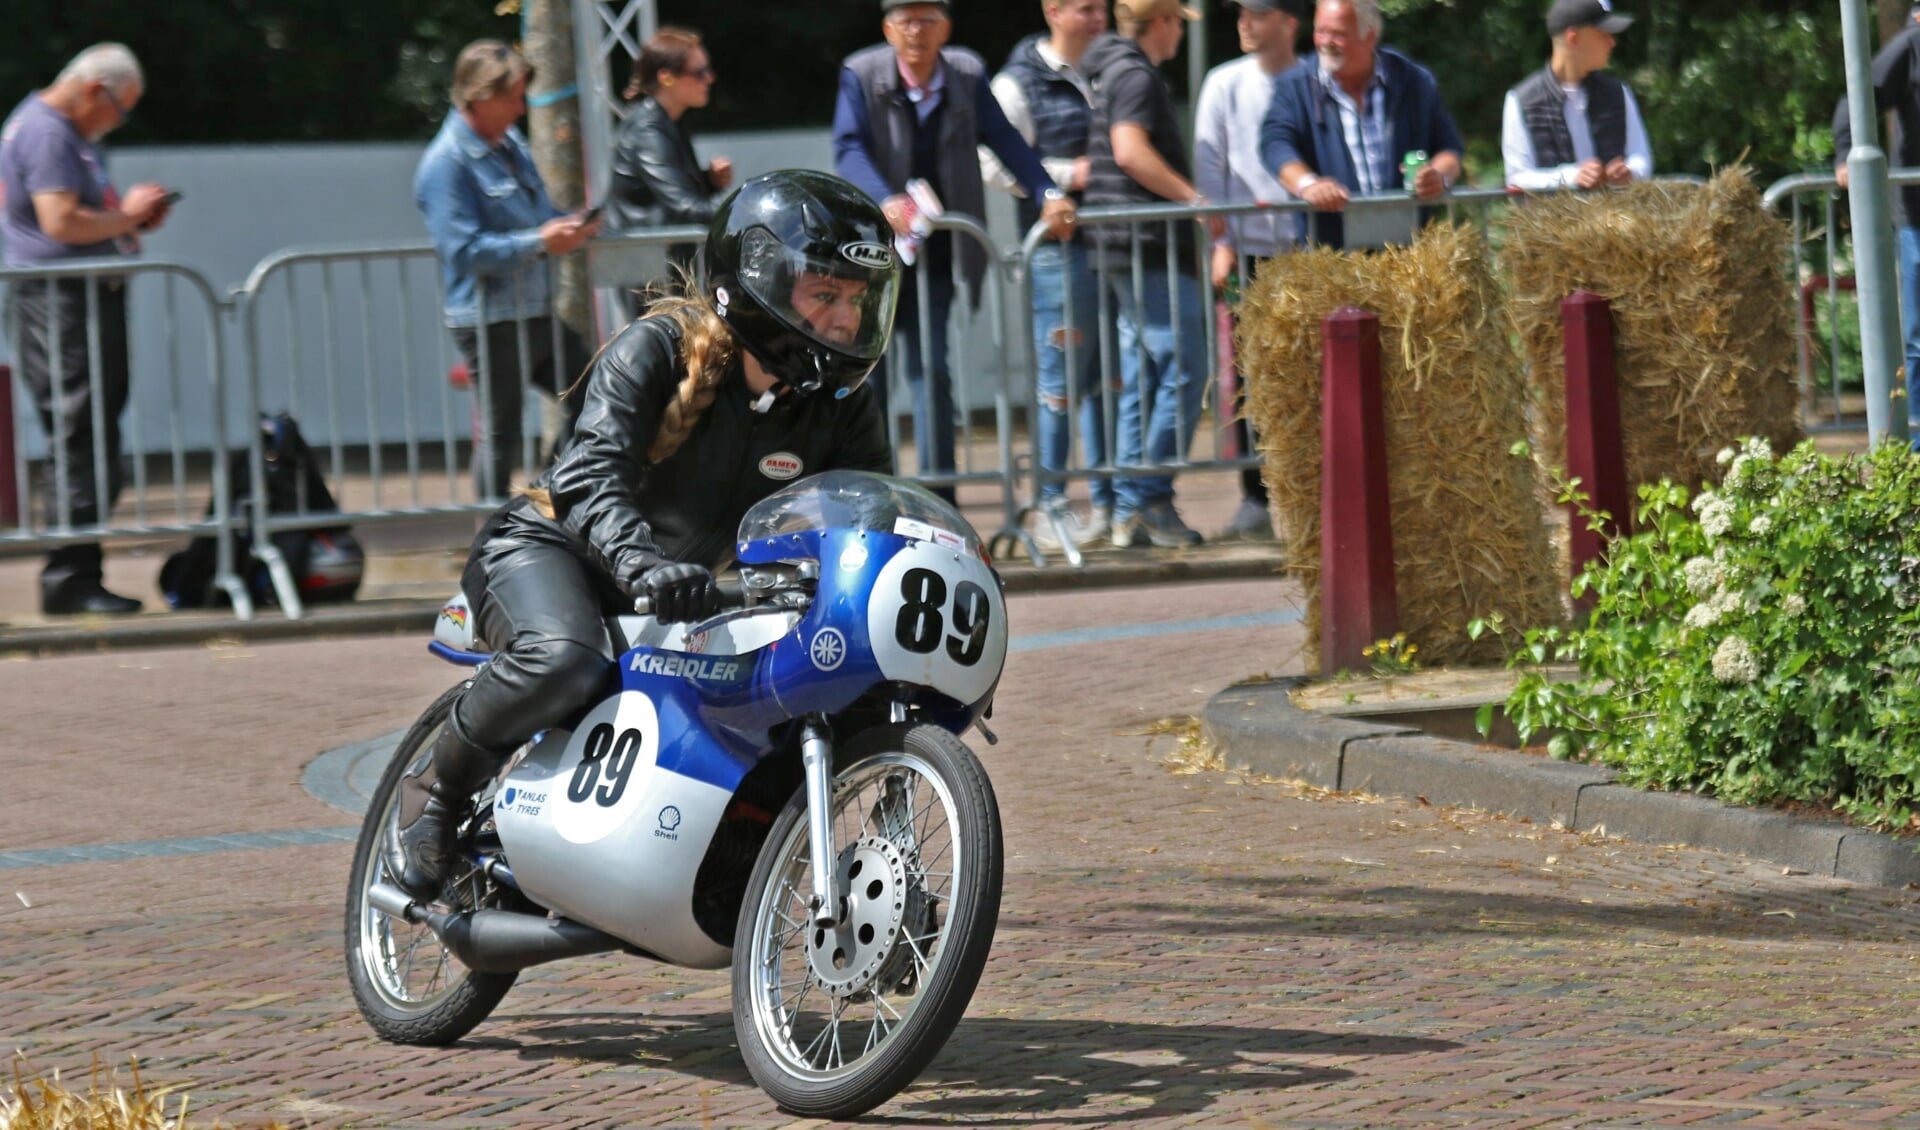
[490,1011,1448,1122]
[1045,870,1920,945]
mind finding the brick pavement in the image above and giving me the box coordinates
[6,577,1920,1127]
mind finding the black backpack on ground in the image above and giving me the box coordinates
[161,414,364,609]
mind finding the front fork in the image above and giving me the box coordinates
[799,715,840,928]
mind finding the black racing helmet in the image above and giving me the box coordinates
[706,170,900,398]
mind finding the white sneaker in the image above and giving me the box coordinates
[1030,498,1086,552]
[1077,504,1113,547]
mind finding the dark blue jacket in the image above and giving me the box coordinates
[1259,48,1463,248]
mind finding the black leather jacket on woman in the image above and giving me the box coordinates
[607,97,727,234]
[500,316,892,594]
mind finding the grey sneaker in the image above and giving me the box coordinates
[1215,497,1275,542]
[1135,500,1204,548]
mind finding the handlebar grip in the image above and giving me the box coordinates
[632,575,747,618]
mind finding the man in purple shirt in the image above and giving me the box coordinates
[2,44,172,614]
[833,0,1074,501]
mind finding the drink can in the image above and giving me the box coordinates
[1401,150,1429,194]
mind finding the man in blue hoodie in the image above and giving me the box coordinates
[1259,0,1463,249]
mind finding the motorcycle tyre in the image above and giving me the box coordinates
[344,684,517,1046]
[732,722,1003,1119]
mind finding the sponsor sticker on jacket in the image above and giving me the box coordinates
[759,452,803,480]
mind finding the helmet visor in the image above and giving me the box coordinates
[735,228,898,360]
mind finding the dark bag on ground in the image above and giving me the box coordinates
[161,414,365,608]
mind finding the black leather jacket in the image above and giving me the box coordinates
[607,97,726,233]
[501,316,892,594]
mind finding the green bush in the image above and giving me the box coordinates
[1480,438,1920,831]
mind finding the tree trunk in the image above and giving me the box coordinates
[1880,0,1909,46]
[524,0,592,342]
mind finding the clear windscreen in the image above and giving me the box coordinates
[736,228,897,360]
[738,471,980,552]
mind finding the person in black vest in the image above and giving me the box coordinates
[1083,0,1223,547]
[1501,0,1651,191]
[832,0,1076,503]
[983,0,1115,550]
[1833,3,1920,450]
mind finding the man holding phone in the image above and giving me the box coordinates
[1,43,172,615]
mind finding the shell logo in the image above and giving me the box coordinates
[759,452,803,480]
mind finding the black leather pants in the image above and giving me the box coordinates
[443,525,625,776]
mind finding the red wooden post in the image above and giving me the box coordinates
[0,364,17,528]
[1320,306,1396,674]
[1562,291,1629,602]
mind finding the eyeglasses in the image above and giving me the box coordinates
[99,84,130,124]
[887,14,949,31]
[681,64,716,81]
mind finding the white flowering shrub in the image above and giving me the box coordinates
[1475,438,1920,830]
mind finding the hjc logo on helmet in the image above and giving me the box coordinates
[840,242,894,269]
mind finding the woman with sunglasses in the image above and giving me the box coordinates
[606,28,733,275]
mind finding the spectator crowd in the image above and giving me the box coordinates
[1,0,1675,612]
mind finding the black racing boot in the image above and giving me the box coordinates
[395,713,502,902]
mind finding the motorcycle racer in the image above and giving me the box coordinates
[395,169,903,902]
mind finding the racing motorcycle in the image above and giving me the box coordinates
[343,471,1007,1119]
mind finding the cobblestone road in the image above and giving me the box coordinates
[4,578,1920,1128]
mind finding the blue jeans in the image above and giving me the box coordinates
[881,258,957,501]
[1106,267,1208,516]
[1899,226,1920,449]
[1030,241,1113,509]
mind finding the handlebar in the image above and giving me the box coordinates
[631,576,747,619]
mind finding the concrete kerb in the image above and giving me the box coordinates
[0,550,1282,657]
[1203,678,1920,890]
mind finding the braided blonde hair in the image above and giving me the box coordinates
[522,280,737,519]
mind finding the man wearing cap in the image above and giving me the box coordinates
[1501,0,1651,191]
[1082,0,1219,548]
[1259,0,1464,249]
[1194,0,1304,543]
[833,0,1076,503]
[981,0,1116,550]
[1833,3,1920,449]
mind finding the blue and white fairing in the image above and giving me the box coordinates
[490,472,1007,968]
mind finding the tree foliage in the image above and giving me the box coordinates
[0,0,1870,183]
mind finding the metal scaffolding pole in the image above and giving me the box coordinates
[1841,0,1911,445]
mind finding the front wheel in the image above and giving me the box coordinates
[732,723,1003,1119]
[343,685,518,1045]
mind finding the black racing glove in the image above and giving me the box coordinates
[638,562,722,623]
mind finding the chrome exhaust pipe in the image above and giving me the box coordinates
[367,881,422,922]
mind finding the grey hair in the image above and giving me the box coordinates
[55,43,144,97]
[1319,0,1383,39]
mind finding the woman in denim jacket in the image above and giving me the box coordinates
[415,40,601,499]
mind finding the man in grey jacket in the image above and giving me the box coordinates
[831,0,1074,500]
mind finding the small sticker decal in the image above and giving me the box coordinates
[841,241,895,269]
[440,604,467,629]
[715,285,730,306]
[655,805,682,841]
[759,452,803,480]
[810,627,848,671]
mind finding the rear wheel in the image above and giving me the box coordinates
[343,685,517,1045]
[732,723,1002,1119]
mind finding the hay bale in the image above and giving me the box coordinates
[1501,167,1802,492]
[1238,223,1561,671]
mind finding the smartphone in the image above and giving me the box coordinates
[581,203,603,224]
[160,190,184,206]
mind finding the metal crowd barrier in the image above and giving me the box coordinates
[1762,168,1920,431]
[1000,179,1711,565]
[1,258,250,613]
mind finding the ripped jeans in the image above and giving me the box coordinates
[1030,240,1114,509]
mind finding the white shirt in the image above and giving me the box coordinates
[1319,60,1392,196]
[1194,54,1296,258]
[980,41,1091,196]
[1501,79,1653,190]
